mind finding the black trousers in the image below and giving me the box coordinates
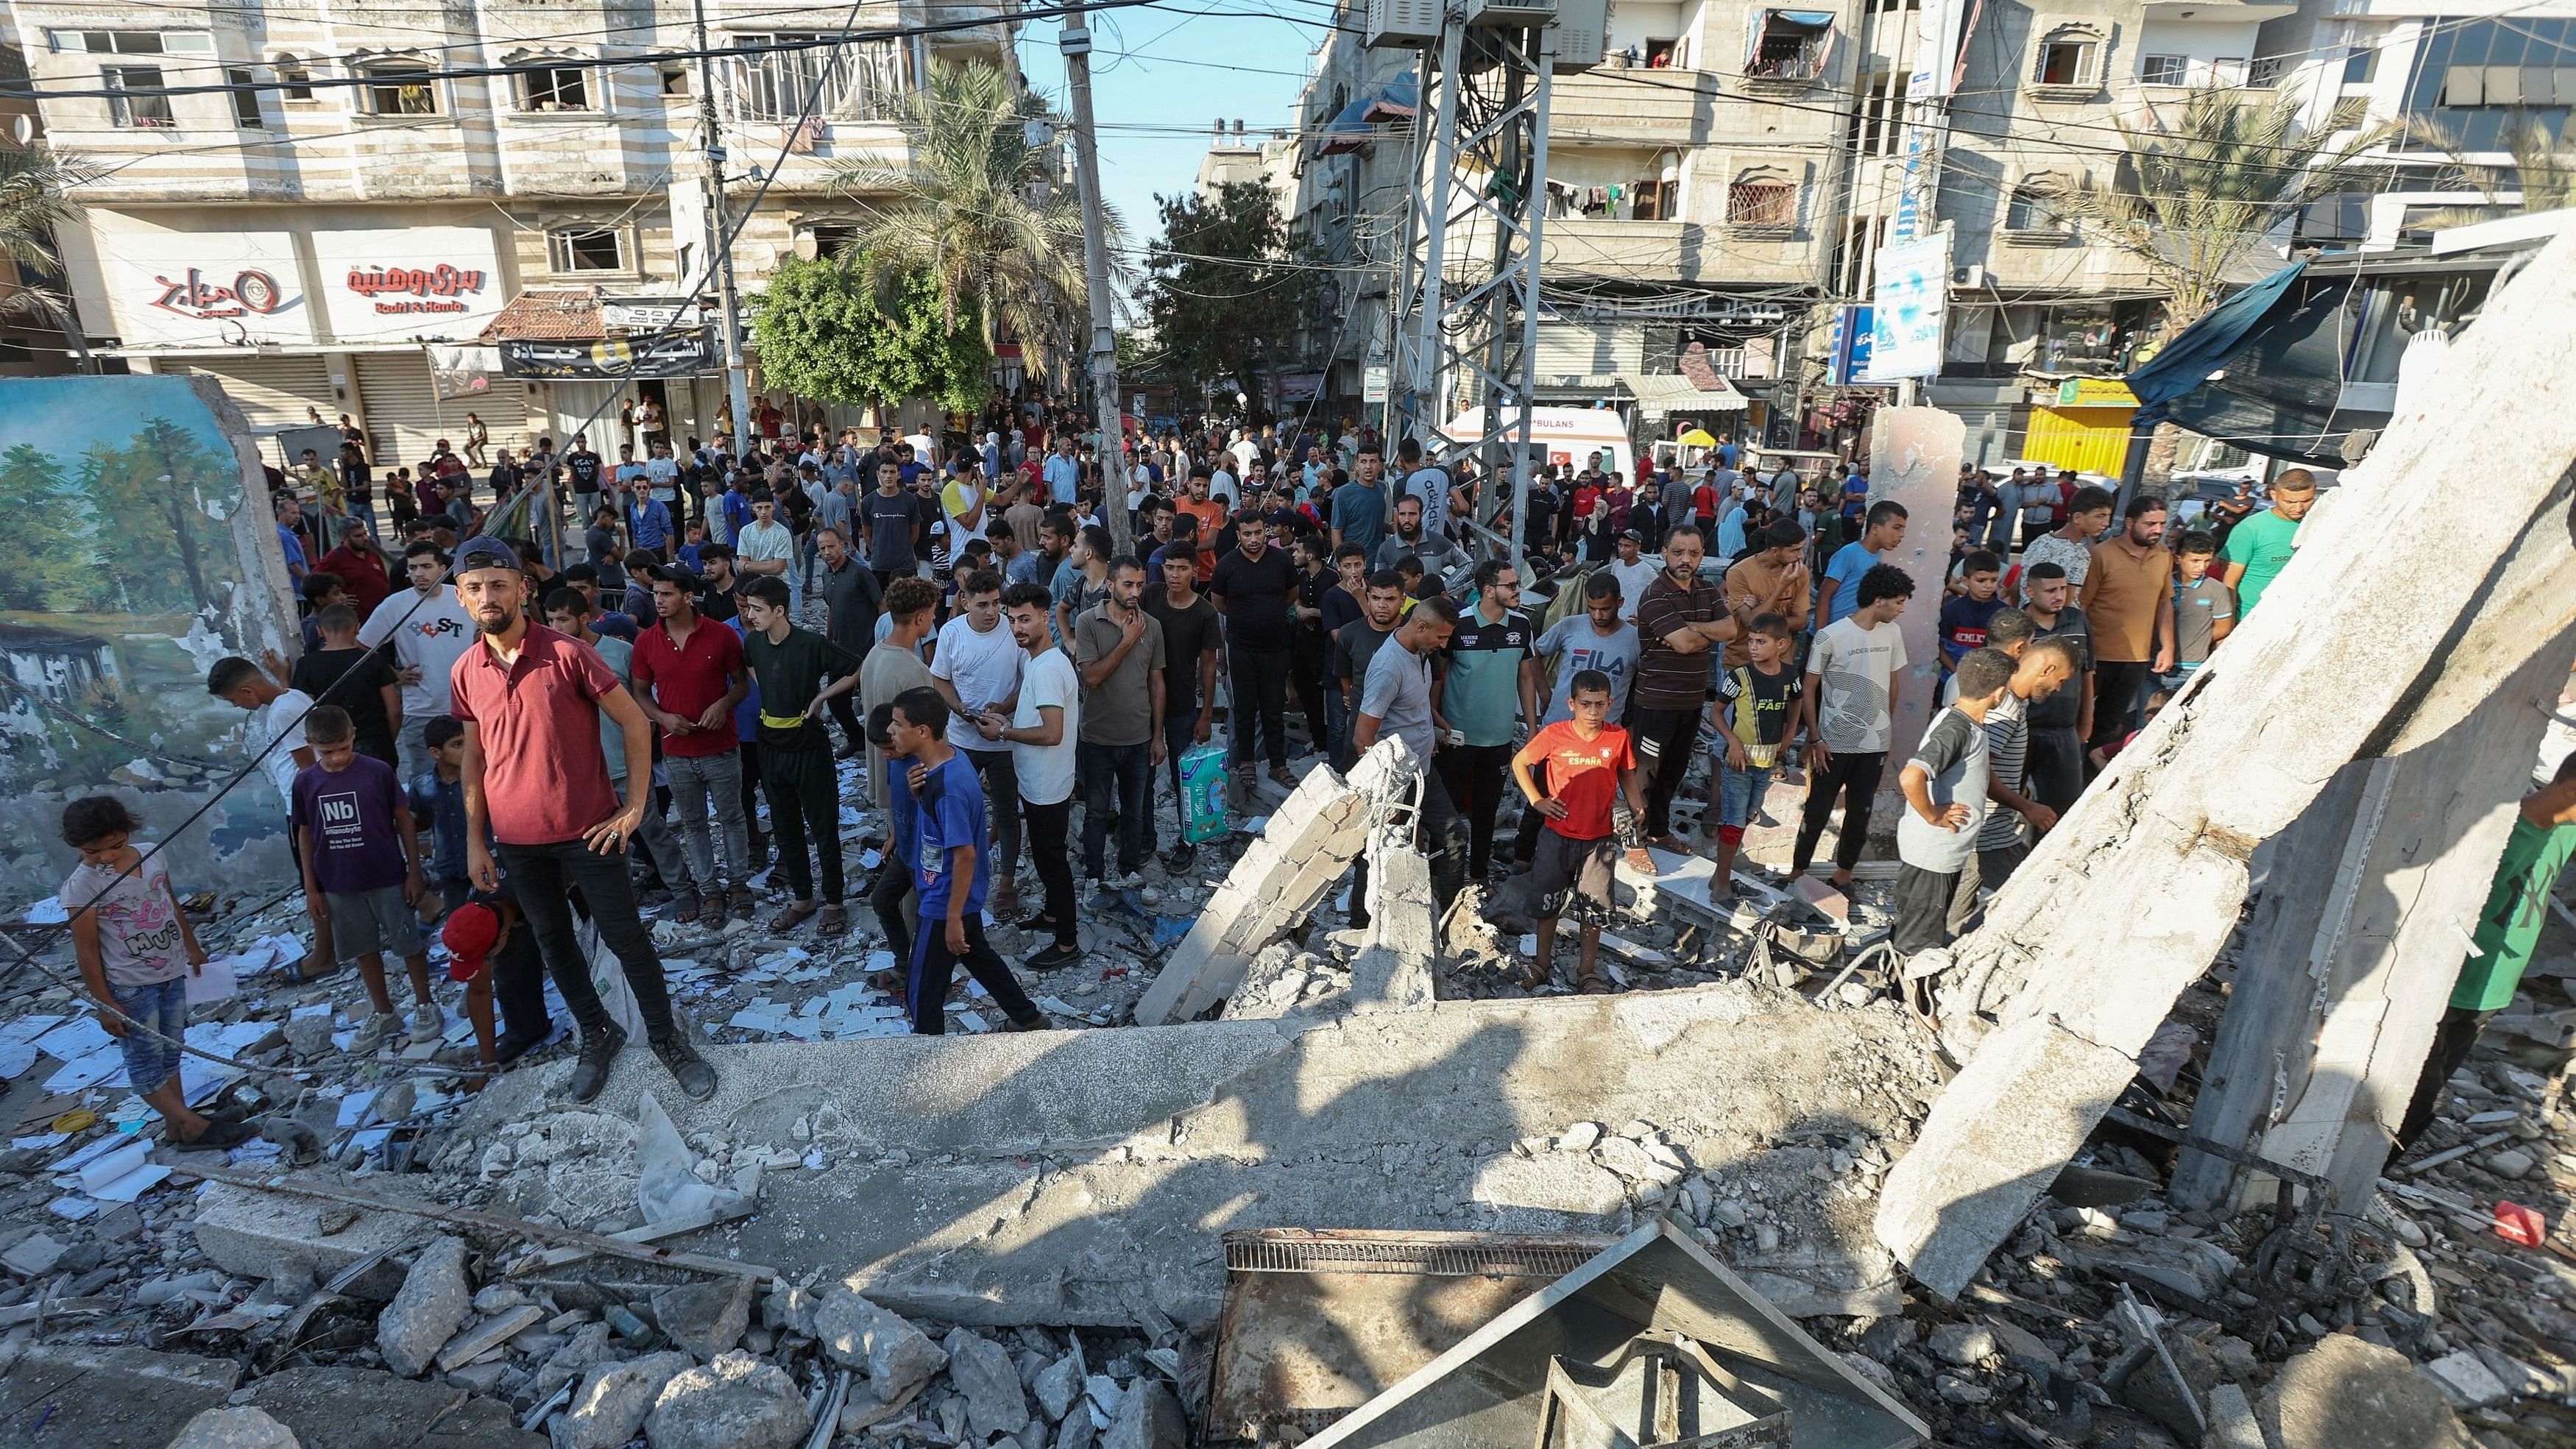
[2396,1006,2496,1151]
[1024,798,1078,946]
[1511,761,1552,866]
[871,857,916,966]
[1228,645,1292,768]
[2025,727,2084,815]
[762,740,843,904]
[963,748,1022,885]
[491,913,550,1044]
[1289,631,1332,754]
[906,914,1041,1035]
[2090,660,2157,751]
[828,691,863,754]
[495,839,676,1041]
[1630,704,1702,840]
[1793,749,1887,876]
[1437,743,1514,878]
[1891,862,1961,956]
[1147,714,1200,856]
[737,740,771,862]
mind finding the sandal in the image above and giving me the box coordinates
[815,904,850,935]
[1577,974,1614,996]
[768,901,821,932]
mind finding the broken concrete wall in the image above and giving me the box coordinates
[202,985,1945,1330]
[1875,230,2576,1300]
[0,375,301,903]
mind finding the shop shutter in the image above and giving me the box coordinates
[447,375,532,457]
[353,351,459,469]
[1535,321,1643,377]
[168,355,333,438]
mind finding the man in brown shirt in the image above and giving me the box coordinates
[1720,518,1811,670]
[1630,526,1739,850]
[2078,495,2174,753]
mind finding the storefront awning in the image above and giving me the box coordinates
[1538,371,1749,415]
[478,288,607,344]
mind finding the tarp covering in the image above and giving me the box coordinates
[2123,260,2306,427]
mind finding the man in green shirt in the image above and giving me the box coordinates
[2396,754,2576,1150]
[2216,469,2316,617]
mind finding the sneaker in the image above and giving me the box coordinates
[1002,1012,1052,1032]
[1111,870,1147,892]
[1027,940,1083,971]
[409,1000,446,1041]
[650,1032,718,1101]
[351,1011,399,1055]
[672,889,703,926]
[170,1117,254,1152]
[563,1021,627,1103]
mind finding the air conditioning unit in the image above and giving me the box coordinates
[1367,0,1443,49]
[1551,0,1608,71]
[1953,263,1985,288]
[1466,0,1555,28]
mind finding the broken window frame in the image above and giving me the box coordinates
[1742,10,1836,85]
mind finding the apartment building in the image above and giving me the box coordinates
[14,0,1011,464]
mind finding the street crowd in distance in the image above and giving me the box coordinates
[81,390,2569,1186]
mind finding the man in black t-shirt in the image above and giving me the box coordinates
[1143,550,1222,867]
[1211,517,1301,790]
[565,434,605,528]
[737,575,861,935]
[290,602,402,768]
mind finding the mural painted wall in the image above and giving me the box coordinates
[0,375,300,904]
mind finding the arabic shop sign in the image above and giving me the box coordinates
[313,227,506,343]
[105,230,314,347]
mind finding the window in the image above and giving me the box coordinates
[2031,29,2101,88]
[2004,177,2069,237]
[52,30,211,57]
[2141,54,2187,85]
[275,54,315,101]
[1847,68,1903,155]
[1726,171,1797,230]
[2248,56,2287,88]
[661,65,690,96]
[723,35,904,121]
[227,67,263,127]
[1745,10,1833,83]
[1630,178,1677,221]
[514,65,592,112]
[548,227,626,273]
[104,66,175,127]
[2402,17,2576,151]
[2341,45,2377,85]
[801,222,857,260]
[360,59,439,116]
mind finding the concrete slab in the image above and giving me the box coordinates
[0,1342,239,1448]
[195,987,1940,1332]
[243,1366,543,1448]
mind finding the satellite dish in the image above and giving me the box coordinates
[13,116,32,146]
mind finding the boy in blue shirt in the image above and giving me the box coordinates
[1817,500,1908,628]
[1939,550,2006,670]
[882,686,1049,1035]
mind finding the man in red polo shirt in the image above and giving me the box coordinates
[449,536,715,1103]
[631,565,753,925]
[315,522,393,617]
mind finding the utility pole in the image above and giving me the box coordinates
[693,0,755,460]
[1058,3,1131,554]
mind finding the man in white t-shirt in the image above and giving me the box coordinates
[987,582,1083,971]
[735,492,799,616]
[1229,428,1261,480]
[1395,437,1454,539]
[1603,531,1662,623]
[208,655,328,972]
[1788,561,1915,893]
[929,570,1027,915]
[357,540,477,780]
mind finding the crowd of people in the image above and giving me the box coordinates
[61,389,2344,1149]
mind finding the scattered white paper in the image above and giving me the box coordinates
[42,1046,124,1094]
[34,1018,113,1062]
[183,957,241,1005]
[336,1090,378,1128]
[77,1140,151,1193]
[636,1091,752,1224]
[0,1043,37,1082]
[48,1194,100,1221]
[89,1161,170,1204]
[22,896,69,925]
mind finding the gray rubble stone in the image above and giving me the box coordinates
[944,1328,1033,1438]
[4,1231,69,1277]
[649,1278,754,1361]
[375,1237,472,1378]
[1033,1352,1084,1423]
[1055,1404,1099,1449]
[644,1351,812,1449]
[283,1017,335,1059]
[2121,1332,2218,1439]
[2208,1383,2265,1449]
[2260,1334,2474,1449]
[2421,1350,2513,1409]
[1559,1122,1603,1152]
[812,1285,946,1400]
[552,1350,695,1449]
[1101,1380,1186,1449]
[1926,1324,1995,1367]
[163,1406,302,1449]
[2483,1149,2536,1179]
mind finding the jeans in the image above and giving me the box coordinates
[495,838,677,1041]
[1024,798,1078,946]
[1227,645,1291,768]
[2396,1006,2496,1151]
[611,770,698,896]
[1147,714,1203,855]
[1323,688,1351,765]
[110,976,187,1091]
[762,741,844,904]
[737,741,771,863]
[1437,742,1513,878]
[1793,749,1887,876]
[665,750,749,890]
[962,747,1022,887]
[1078,739,1151,879]
[906,913,1041,1034]
[1630,704,1702,840]
[1716,757,1778,839]
[397,714,437,785]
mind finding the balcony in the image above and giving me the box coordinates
[1543,219,1699,280]
[1549,71,1710,147]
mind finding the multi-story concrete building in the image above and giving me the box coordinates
[16,0,1012,466]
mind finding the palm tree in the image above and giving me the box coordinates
[0,141,103,372]
[2407,118,2576,230]
[829,61,1119,392]
[2042,88,2394,481]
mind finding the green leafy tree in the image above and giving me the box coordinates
[0,442,105,612]
[1142,180,1326,408]
[80,418,234,613]
[1,143,105,369]
[2042,88,2394,481]
[829,61,1114,388]
[752,256,992,417]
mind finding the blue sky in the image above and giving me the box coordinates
[1017,3,1325,312]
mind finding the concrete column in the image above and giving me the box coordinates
[1866,406,1966,781]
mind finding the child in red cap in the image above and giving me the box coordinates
[441,902,504,1086]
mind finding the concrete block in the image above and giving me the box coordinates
[194,1179,422,1299]
[0,1343,239,1449]
[1875,1016,2140,1300]
[243,1365,541,1449]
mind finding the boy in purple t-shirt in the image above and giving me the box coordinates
[291,704,439,1055]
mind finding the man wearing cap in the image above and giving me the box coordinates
[439,877,553,1084]
[1604,529,1661,624]
[447,536,716,1103]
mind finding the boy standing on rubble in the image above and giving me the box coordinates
[292,704,443,1053]
[1510,670,1652,994]
[882,686,1050,1035]
[1892,648,2014,957]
